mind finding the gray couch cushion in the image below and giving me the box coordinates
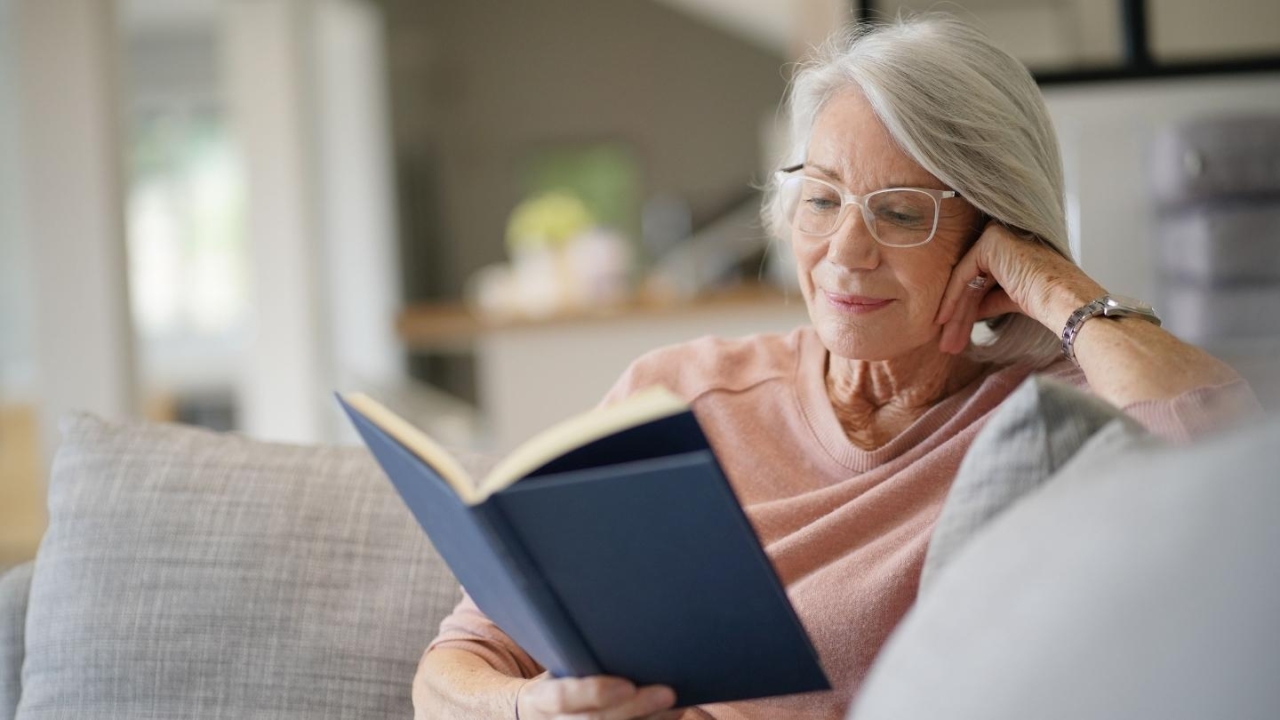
[16,414,474,719]
[1,562,33,720]
[851,415,1280,720]
[920,376,1149,592]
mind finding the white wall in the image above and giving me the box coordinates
[0,0,35,402]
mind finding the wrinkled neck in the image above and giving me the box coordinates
[825,345,988,450]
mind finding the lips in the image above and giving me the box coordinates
[821,289,894,314]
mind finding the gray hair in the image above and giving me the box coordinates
[764,15,1069,367]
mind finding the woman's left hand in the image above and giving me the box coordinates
[933,220,1105,354]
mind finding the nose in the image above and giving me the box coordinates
[824,203,880,271]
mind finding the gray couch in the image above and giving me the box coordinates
[2,379,1278,719]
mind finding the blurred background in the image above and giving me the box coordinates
[2,0,1278,568]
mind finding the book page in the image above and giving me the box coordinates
[477,386,688,499]
[341,392,480,503]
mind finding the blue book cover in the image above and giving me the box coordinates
[336,389,830,708]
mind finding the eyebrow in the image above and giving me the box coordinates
[790,161,945,193]
[804,162,843,182]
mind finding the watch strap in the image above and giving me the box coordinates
[1060,294,1162,365]
[1061,299,1106,365]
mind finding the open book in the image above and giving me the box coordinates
[336,387,830,708]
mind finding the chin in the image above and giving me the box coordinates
[814,318,901,362]
[811,313,935,363]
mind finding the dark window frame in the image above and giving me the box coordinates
[853,0,1280,86]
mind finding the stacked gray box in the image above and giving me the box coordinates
[1150,115,1280,342]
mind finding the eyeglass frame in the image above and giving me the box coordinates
[775,163,963,248]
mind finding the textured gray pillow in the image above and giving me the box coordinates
[17,414,472,719]
[920,376,1150,592]
[1,562,32,720]
[852,416,1280,720]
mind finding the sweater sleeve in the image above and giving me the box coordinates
[1120,378,1263,443]
[426,588,545,679]
[1040,360,1264,443]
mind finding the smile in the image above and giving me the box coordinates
[821,290,894,314]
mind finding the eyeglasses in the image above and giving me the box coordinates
[775,164,962,247]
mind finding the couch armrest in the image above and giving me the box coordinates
[0,561,33,720]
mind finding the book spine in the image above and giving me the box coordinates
[471,498,603,678]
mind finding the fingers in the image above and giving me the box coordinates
[526,676,634,713]
[939,286,982,354]
[976,287,1018,321]
[935,242,987,353]
[939,285,1024,354]
[934,219,1030,350]
[934,245,985,328]
[523,675,676,719]
[577,685,677,720]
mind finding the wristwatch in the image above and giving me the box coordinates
[1061,294,1162,365]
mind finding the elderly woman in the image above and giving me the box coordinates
[413,16,1259,720]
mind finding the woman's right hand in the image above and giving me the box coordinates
[516,672,681,720]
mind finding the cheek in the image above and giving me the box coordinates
[905,231,971,309]
[901,250,953,290]
[890,254,955,324]
[791,238,826,289]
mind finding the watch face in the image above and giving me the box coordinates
[1101,294,1161,326]
[1104,295,1153,313]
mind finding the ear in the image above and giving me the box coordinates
[962,210,990,250]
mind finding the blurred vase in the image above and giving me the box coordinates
[564,227,634,308]
[465,263,517,319]
[511,246,565,319]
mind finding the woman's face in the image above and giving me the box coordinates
[793,89,981,362]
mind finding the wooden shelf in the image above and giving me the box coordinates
[396,284,802,351]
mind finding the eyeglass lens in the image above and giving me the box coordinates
[782,177,939,246]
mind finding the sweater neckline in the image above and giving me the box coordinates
[792,327,1028,472]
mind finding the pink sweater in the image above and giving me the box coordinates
[427,326,1260,719]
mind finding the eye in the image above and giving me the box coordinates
[871,193,933,228]
[879,208,923,224]
[804,197,840,212]
[799,183,841,213]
